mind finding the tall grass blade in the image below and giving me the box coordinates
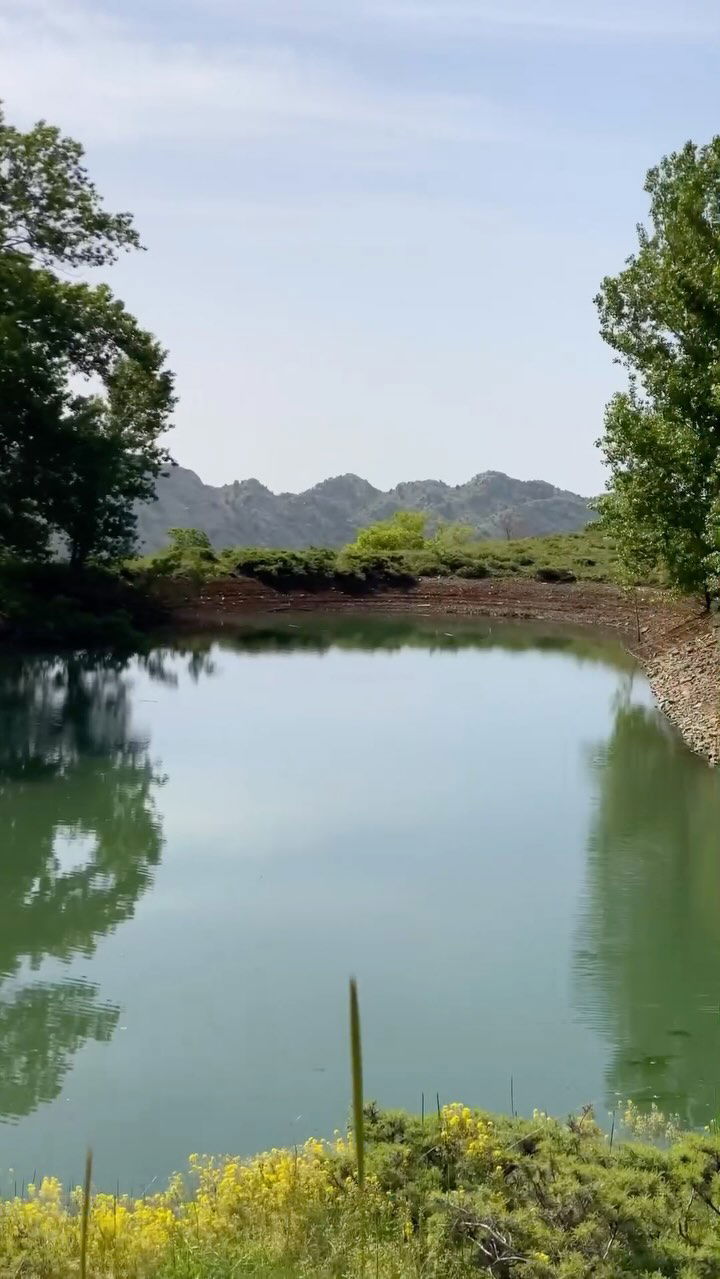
[80,1148,93,1279]
[349,977,365,1188]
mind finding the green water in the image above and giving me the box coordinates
[1,616,720,1191]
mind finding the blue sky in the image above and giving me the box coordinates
[1,0,719,493]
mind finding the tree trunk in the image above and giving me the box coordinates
[69,542,87,572]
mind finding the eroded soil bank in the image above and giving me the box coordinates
[169,575,720,764]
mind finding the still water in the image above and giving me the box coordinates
[1,617,720,1190]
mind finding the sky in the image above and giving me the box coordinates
[1,0,720,494]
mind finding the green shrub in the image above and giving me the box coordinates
[335,549,416,590]
[4,1104,720,1278]
[0,561,159,647]
[347,510,428,553]
[455,563,490,579]
[229,547,338,588]
[123,525,644,597]
[402,548,443,576]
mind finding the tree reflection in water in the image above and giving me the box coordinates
[0,648,211,1120]
[576,690,720,1127]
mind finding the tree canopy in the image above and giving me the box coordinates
[347,511,481,556]
[0,103,174,565]
[349,510,429,553]
[0,112,139,266]
[596,138,720,597]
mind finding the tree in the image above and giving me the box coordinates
[596,139,720,599]
[350,511,428,553]
[167,527,213,552]
[497,511,519,541]
[0,103,174,564]
[136,527,219,585]
[0,110,138,265]
[47,356,172,567]
[431,520,478,551]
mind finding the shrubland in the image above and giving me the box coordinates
[129,518,629,592]
[3,1103,720,1277]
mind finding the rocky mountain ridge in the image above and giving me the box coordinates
[136,466,595,552]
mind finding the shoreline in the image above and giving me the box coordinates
[169,574,720,765]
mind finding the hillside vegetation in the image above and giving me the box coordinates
[0,522,647,647]
[130,522,627,591]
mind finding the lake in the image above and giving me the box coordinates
[2,615,720,1192]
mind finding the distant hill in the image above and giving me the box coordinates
[135,467,596,552]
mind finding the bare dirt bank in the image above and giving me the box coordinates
[170,575,720,764]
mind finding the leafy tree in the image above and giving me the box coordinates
[167,527,213,552]
[349,511,428,553]
[133,526,219,585]
[47,368,173,568]
[0,103,174,564]
[596,138,720,598]
[0,110,138,265]
[431,520,479,551]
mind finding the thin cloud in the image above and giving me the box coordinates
[199,0,720,43]
[0,0,524,150]
[373,0,720,41]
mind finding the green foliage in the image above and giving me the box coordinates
[455,562,490,578]
[130,526,625,593]
[167,527,213,552]
[130,530,221,587]
[230,547,338,585]
[349,510,428,553]
[596,137,720,596]
[473,528,626,583]
[0,560,162,647]
[347,512,485,569]
[0,108,139,267]
[218,546,413,591]
[4,1105,720,1277]
[431,519,480,556]
[0,102,174,565]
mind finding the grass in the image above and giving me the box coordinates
[349,978,365,1190]
[446,526,622,583]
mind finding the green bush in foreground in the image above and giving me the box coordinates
[3,1104,720,1277]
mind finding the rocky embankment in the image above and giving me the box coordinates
[643,623,720,763]
[168,575,720,765]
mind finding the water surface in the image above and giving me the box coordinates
[1,617,719,1189]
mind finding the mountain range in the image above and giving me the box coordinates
[135,466,596,552]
